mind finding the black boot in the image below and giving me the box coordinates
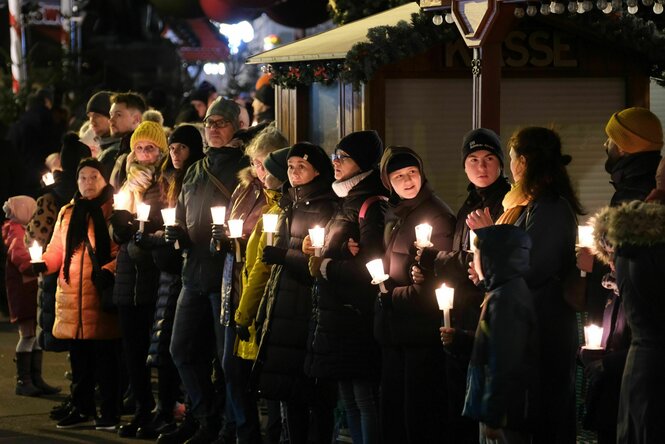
[118,412,152,438]
[31,350,61,395]
[157,413,197,444]
[15,352,42,396]
[136,409,176,439]
[185,416,221,444]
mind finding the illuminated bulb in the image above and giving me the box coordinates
[596,0,608,9]
[527,4,538,15]
[603,3,613,12]
[577,1,585,12]
[444,13,454,23]
[655,2,664,12]
[540,3,551,14]
[432,14,443,25]
[555,2,566,12]
[549,1,557,12]
[583,0,593,10]
[514,6,525,16]
[628,4,638,11]
[568,1,578,11]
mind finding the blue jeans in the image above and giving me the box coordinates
[170,288,226,420]
[339,379,379,444]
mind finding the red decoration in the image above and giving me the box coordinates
[267,0,330,28]
[199,0,261,23]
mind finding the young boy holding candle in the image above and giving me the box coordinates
[462,224,538,443]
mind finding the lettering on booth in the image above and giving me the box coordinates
[445,30,578,68]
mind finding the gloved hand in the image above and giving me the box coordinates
[308,255,324,278]
[236,324,251,342]
[209,237,234,255]
[31,261,47,275]
[134,230,166,249]
[262,246,287,265]
[93,268,115,291]
[418,247,438,273]
[211,224,228,242]
[110,209,135,243]
[377,278,395,309]
[165,225,188,245]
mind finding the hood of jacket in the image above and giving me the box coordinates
[379,146,425,201]
[475,224,531,291]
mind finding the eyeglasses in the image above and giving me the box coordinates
[204,119,231,129]
[331,153,352,162]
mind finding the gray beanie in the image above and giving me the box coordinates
[86,91,112,116]
[204,97,241,125]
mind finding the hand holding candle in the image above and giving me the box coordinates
[309,226,325,257]
[366,259,389,293]
[415,223,433,249]
[228,219,244,262]
[436,284,455,328]
[42,172,55,186]
[29,240,44,264]
[263,214,278,246]
[161,208,179,249]
[136,202,151,232]
[577,225,594,277]
[583,324,604,350]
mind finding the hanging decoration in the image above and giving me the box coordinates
[267,0,330,28]
[199,0,261,24]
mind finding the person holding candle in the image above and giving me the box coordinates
[3,195,59,396]
[589,201,665,443]
[163,98,248,442]
[414,128,510,442]
[461,224,538,443]
[466,127,583,443]
[301,130,388,444]
[109,120,168,437]
[255,142,337,444]
[374,146,455,443]
[35,158,121,429]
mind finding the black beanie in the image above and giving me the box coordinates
[255,84,275,108]
[461,128,504,168]
[264,146,290,183]
[287,142,333,180]
[86,91,112,116]
[169,124,204,159]
[76,157,105,179]
[386,152,420,175]
[336,130,384,172]
[60,133,92,174]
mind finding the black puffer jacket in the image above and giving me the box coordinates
[176,145,248,293]
[254,176,337,401]
[305,170,387,380]
[375,181,455,346]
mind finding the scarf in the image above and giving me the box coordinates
[64,184,114,283]
[121,151,160,213]
[332,170,372,197]
[496,181,531,225]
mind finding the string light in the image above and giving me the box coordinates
[527,4,538,15]
[654,0,664,11]
[445,12,454,23]
[432,14,443,25]
[515,6,526,16]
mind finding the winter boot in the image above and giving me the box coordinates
[15,352,42,396]
[31,350,61,395]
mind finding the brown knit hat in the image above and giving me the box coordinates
[605,107,663,154]
[130,121,168,154]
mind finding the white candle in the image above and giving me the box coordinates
[584,324,604,349]
[415,223,433,248]
[42,172,55,186]
[228,219,244,239]
[211,206,226,225]
[136,202,151,232]
[366,258,389,293]
[436,284,455,328]
[28,240,44,263]
[161,208,179,250]
[263,214,278,247]
[113,191,129,210]
[577,225,595,276]
[309,225,325,257]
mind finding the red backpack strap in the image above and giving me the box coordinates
[359,196,388,221]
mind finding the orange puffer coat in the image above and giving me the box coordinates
[42,198,120,340]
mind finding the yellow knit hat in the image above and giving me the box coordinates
[130,121,168,154]
[605,107,663,154]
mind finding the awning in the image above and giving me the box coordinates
[246,2,422,64]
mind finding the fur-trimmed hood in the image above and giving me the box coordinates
[236,166,257,188]
[593,201,665,264]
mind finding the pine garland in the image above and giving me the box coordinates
[328,0,412,25]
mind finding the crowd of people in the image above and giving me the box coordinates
[1,80,664,444]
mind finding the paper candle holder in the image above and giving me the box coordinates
[415,223,433,248]
[583,324,604,350]
[211,206,226,225]
[29,240,44,263]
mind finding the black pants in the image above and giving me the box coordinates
[70,339,121,418]
[118,304,155,417]
[380,345,448,444]
[285,379,337,444]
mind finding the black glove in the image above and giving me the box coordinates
[110,209,135,243]
[236,324,251,342]
[165,225,190,247]
[211,224,229,242]
[378,278,395,309]
[418,247,438,273]
[262,246,287,265]
[134,230,166,249]
[209,237,234,255]
[31,262,47,275]
[93,268,115,291]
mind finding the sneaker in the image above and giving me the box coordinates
[56,408,93,429]
[50,397,72,421]
[94,415,119,431]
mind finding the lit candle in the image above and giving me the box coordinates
[228,219,244,262]
[577,225,595,277]
[113,191,129,210]
[263,214,278,246]
[584,324,604,350]
[415,223,433,248]
[211,206,226,226]
[161,208,179,250]
[366,258,389,293]
[435,284,455,328]
[309,226,325,257]
[136,202,151,232]
[42,172,55,186]
[28,240,44,263]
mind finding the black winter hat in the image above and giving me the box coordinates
[86,91,112,116]
[263,146,290,183]
[255,84,275,108]
[169,124,204,159]
[76,157,105,179]
[385,152,420,175]
[336,130,384,172]
[60,133,92,174]
[461,128,504,168]
[287,142,333,180]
